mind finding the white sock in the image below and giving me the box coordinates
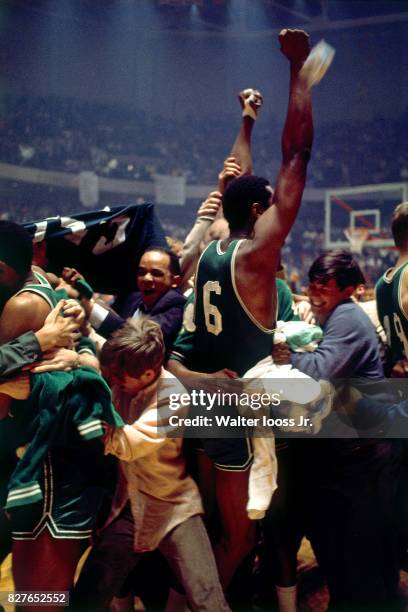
[276,584,297,612]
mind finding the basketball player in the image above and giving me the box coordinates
[168,28,314,587]
[375,201,408,571]
[376,201,408,375]
[0,220,119,608]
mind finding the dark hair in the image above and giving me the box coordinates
[100,318,164,379]
[309,249,365,289]
[222,175,271,232]
[142,246,181,276]
[391,202,408,249]
[0,220,33,278]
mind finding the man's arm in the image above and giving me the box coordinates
[167,357,238,381]
[180,86,261,288]
[225,88,263,180]
[86,295,184,354]
[30,347,100,373]
[150,306,184,354]
[0,300,82,380]
[333,384,408,435]
[0,333,42,381]
[0,293,51,344]
[289,310,377,380]
[0,293,51,418]
[104,382,184,461]
[246,29,313,265]
[180,191,223,288]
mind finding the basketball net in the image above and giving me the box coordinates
[344,227,370,254]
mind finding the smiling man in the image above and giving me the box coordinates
[271,249,401,610]
[273,249,382,378]
[86,246,185,354]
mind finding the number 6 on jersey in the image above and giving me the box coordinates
[203,280,223,336]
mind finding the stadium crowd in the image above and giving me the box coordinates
[1,93,407,187]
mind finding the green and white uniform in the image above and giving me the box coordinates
[171,239,295,470]
[1,272,122,540]
[172,241,296,375]
[376,263,408,366]
[192,239,275,376]
[15,270,59,308]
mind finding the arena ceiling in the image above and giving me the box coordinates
[4,0,408,38]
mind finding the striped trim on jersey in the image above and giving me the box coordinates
[230,239,276,335]
[14,271,56,310]
[11,453,93,541]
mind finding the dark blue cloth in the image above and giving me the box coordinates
[353,395,408,438]
[100,288,186,355]
[24,204,167,296]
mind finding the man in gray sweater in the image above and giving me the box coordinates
[271,250,401,611]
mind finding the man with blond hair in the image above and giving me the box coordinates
[73,318,229,612]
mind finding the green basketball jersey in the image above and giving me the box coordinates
[276,278,298,324]
[376,262,408,365]
[171,275,296,374]
[188,239,276,376]
[15,270,59,309]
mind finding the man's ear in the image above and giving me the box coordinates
[251,202,265,219]
[171,274,181,288]
[343,285,356,299]
[141,368,157,386]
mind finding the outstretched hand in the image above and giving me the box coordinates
[62,299,86,327]
[279,29,310,64]
[238,88,263,121]
[35,300,82,352]
[218,156,242,193]
[30,348,80,373]
[197,191,223,220]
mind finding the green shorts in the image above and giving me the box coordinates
[9,444,113,541]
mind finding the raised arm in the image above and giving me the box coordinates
[249,29,313,261]
[179,191,224,288]
[225,88,263,180]
[180,89,262,288]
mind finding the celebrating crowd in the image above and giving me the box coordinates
[0,28,407,612]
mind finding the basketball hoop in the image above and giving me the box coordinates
[344,227,370,254]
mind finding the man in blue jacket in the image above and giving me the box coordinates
[68,246,185,355]
[272,250,401,610]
